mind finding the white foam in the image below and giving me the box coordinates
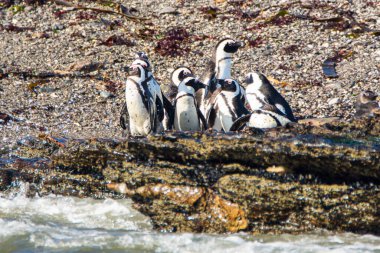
[0,188,379,252]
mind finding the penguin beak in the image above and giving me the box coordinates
[225,40,245,53]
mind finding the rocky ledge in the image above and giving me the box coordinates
[1,116,379,235]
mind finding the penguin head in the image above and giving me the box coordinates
[359,90,378,104]
[127,64,147,80]
[220,79,238,92]
[132,52,152,71]
[215,38,244,58]
[178,77,206,95]
[245,72,267,91]
[171,66,193,86]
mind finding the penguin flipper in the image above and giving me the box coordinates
[120,103,130,134]
[197,106,208,130]
[230,114,251,132]
[148,98,157,134]
[162,92,175,129]
[156,97,164,122]
[206,106,217,130]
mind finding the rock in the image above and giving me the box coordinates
[99,90,114,98]
[158,7,179,15]
[328,97,340,106]
[67,60,104,73]
[298,117,340,126]
[2,118,380,235]
[52,24,64,31]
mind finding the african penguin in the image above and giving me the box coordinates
[173,75,207,131]
[206,79,249,132]
[355,90,380,117]
[132,52,152,71]
[131,52,174,130]
[120,64,164,136]
[245,71,296,122]
[201,38,244,96]
[230,107,293,131]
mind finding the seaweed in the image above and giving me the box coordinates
[246,36,264,48]
[54,10,69,19]
[230,8,259,20]
[76,11,98,20]
[155,27,191,57]
[228,0,245,7]
[0,113,13,125]
[198,6,219,19]
[24,0,46,5]
[0,23,34,32]
[136,26,156,39]
[282,45,299,54]
[100,35,135,47]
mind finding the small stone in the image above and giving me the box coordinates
[158,7,178,15]
[328,97,340,106]
[52,24,64,31]
[99,91,114,98]
[322,42,329,48]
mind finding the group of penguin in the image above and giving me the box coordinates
[119,37,378,136]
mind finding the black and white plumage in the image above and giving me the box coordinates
[245,72,296,122]
[120,64,164,136]
[173,76,207,131]
[200,38,245,114]
[355,90,380,117]
[130,52,174,130]
[171,66,193,86]
[206,79,249,132]
[230,107,292,131]
[170,66,207,116]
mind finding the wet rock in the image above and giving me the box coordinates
[1,117,380,235]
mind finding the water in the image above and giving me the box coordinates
[1,186,379,253]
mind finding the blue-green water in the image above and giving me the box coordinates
[0,186,379,253]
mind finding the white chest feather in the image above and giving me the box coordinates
[216,59,232,79]
[125,79,151,135]
[174,95,200,131]
[213,92,236,132]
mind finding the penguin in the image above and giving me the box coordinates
[230,106,293,131]
[245,71,296,122]
[355,90,380,117]
[130,52,174,130]
[120,64,164,136]
[169,66,208,113]
[173,75,208,131]
[131,52,152,71]
[201,38,244,92]
[206,79,249,132]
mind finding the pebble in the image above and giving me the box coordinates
[0,0,379,146]
[328,98,340,106]
[158,7,178,15]
[99,91,114,98]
